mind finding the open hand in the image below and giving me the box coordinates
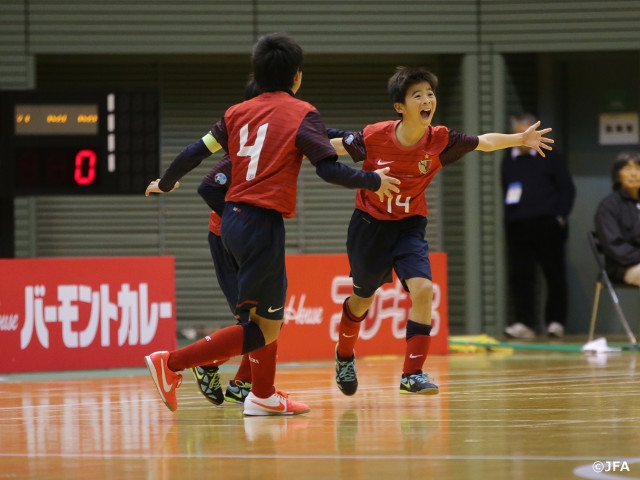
[374,167,401,202]
[522,121,554,157]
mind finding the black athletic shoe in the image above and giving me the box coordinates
[399,371,439,395]
[191,366,224,405]
[224,379,252,403]
[335,345,358,396]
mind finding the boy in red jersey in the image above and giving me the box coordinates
[187,79,261,407]
[194,126,353,406]
[143,32,399,415]
[331,66,554,396]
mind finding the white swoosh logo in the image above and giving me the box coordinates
[377,160,393,165]
[409,354,423,359]
[268,306,284,313]
[160,358,173,392]
[342,333,356,338]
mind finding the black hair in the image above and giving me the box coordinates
[387,66,438,105]
[611,151,640,190]
[251,32,303,92]
[244,75,261,100]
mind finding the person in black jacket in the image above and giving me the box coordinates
[502,113,576,339]
[595,151,640,286]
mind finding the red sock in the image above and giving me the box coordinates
[248,340,278,398]
[168,324,245,372]
[402,334,431,376]
[337,298,366,359]
[234,353,253,384]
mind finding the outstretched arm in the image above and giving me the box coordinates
[315,159,400,200]
[145,134,222,196]
[476,121,554,157]
[326,131,399,199]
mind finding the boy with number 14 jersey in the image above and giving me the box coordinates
[332,66,554,397]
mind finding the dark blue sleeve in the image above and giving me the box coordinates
[297,114,375,188]
[315,158,381,191]
[198,182,226,215]
[295,111,338,165]
[326,128,351,139]
[199,154,232,215]
[210,118,229,152]
[158,139,212,192]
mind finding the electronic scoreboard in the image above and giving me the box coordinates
[0,89,159,195]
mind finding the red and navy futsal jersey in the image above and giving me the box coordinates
[210,91,336,219]
[343,120,479,220]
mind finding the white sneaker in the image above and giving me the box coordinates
[243,390,310,416]
[547,322,564,338]
[504,322,535,339]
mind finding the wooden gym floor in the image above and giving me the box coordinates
[1,347,639,480]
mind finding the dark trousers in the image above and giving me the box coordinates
[505,215,568,329]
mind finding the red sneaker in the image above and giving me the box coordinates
[145,351,182,411]
[243,390,310,416]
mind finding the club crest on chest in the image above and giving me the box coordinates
[418,156,432,174]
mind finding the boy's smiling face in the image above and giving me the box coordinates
[394,81,437,127]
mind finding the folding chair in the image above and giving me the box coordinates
[587,230,639,348]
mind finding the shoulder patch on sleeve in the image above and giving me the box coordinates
[214,173,228,185]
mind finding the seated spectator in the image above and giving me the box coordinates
[594,150,640,286]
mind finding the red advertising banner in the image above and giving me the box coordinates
[0,257,176,373]
[278,252,448,361]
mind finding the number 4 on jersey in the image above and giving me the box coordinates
[238,123,269,180]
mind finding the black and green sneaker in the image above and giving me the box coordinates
[399,371,439,395]
[224,379,252,403]
[191,366,224,405]
[335,346,358,396]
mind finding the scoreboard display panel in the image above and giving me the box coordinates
[0,89,159,195]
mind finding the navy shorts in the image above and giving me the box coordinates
[220,202,287,320]
[208,231,239,315]
[346,209,432,298]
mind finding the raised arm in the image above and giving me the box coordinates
[324,133,399,200]
[476,121,554,157]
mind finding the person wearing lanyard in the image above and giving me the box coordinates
[501,113,575,339]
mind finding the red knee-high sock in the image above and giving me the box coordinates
[402,334,431,376]
[168,324,245,372]
[233,353,253,384]
[248,340,278,398]
[337,298,367,359]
